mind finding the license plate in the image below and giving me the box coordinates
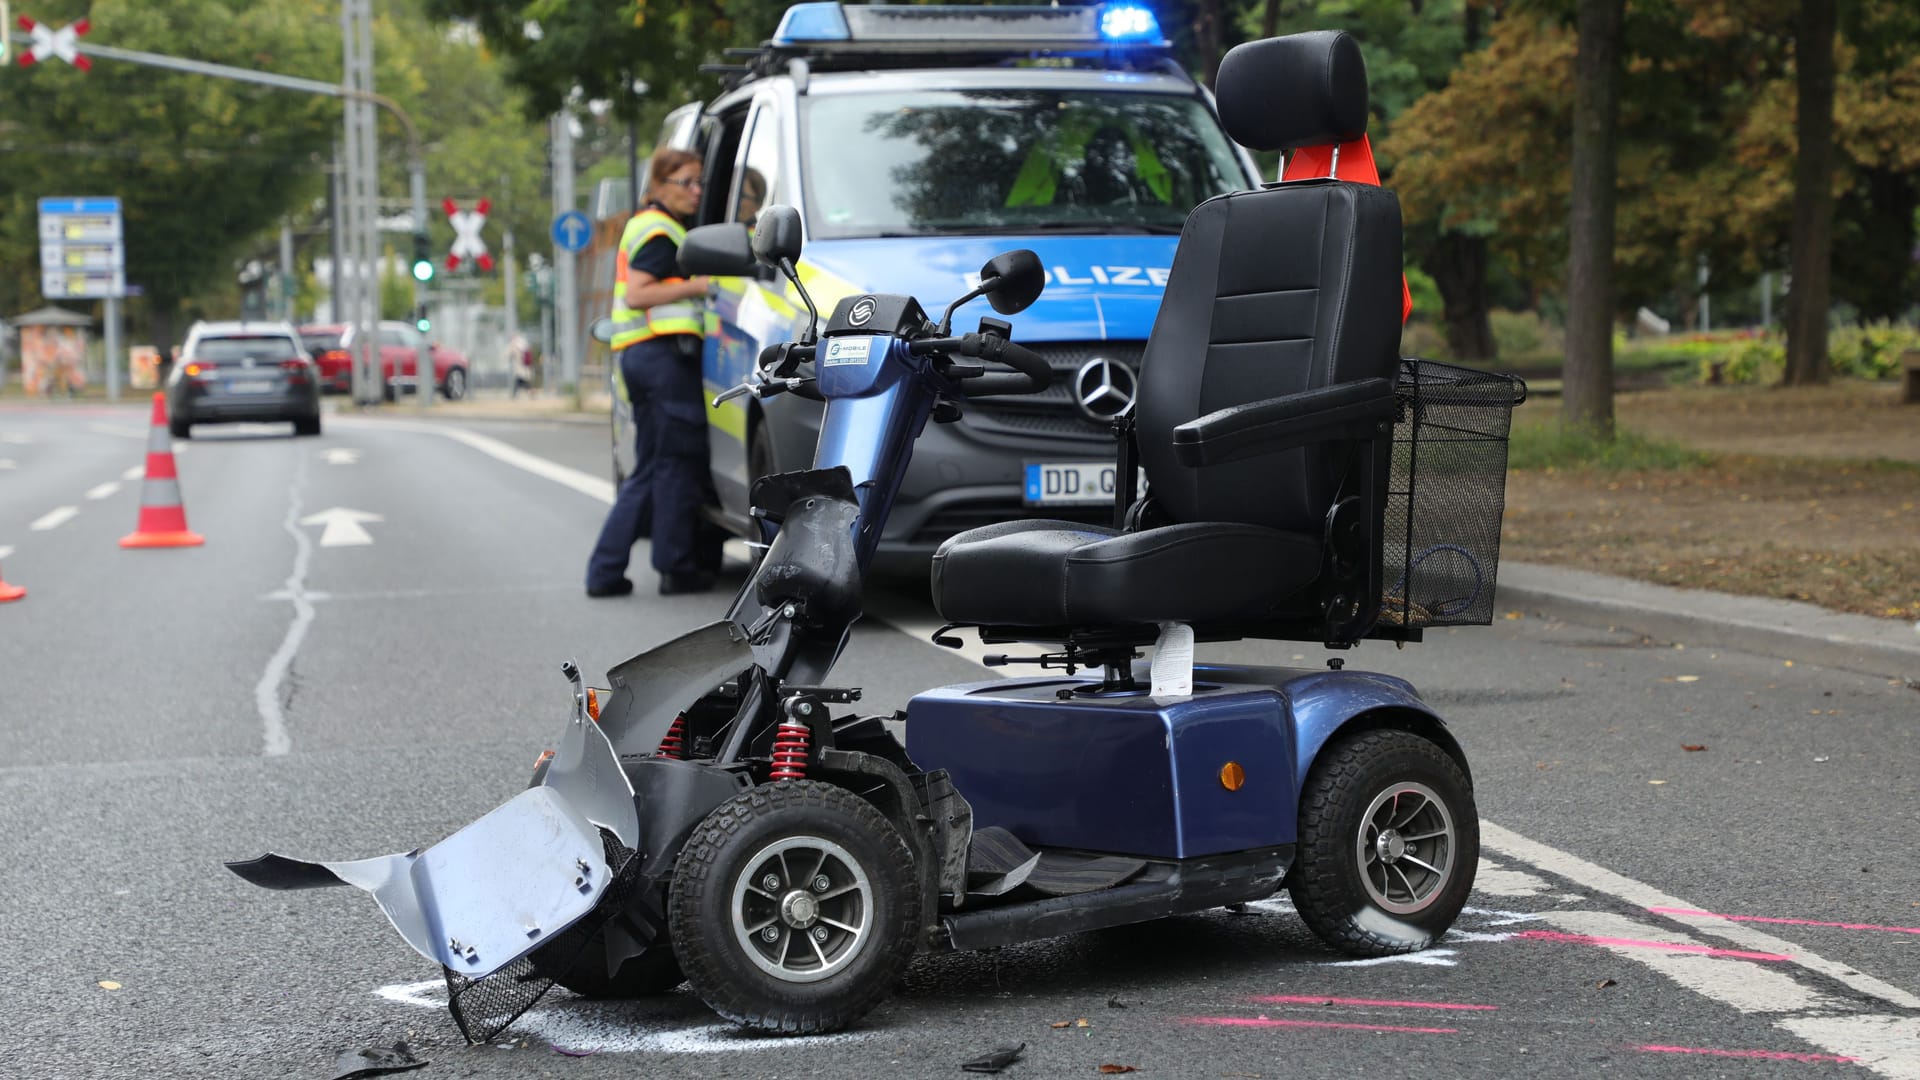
[227,379,274,394]
[1024,462,1121,506]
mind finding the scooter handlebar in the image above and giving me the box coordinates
[910,333,1051,397]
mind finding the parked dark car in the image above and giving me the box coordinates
[299,321,470,400]
[166,321,321,438]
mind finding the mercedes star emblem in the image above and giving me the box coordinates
[1074,357,1137,420]
[849,297,877,326]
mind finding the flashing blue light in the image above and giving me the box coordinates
[773,2,851,44]
[1098,2,1160,42]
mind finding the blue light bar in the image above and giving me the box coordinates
[773,2,851,44]
[769,3,1168,50]
[1099,3,1161,42]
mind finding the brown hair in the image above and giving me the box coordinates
[647,148,703,200]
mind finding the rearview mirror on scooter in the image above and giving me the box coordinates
[678,223,757,277]
[750,205,804,268]
[979,249,1044,316]
[588,317,614,344]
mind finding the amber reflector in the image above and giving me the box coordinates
[1219,761,1246,791]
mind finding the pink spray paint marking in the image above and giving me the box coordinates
[1636,1044,1858,1064]
[1514,929,1791,961]
[1251,995,1497,1011]
[1187,1017,1458,1035]
[1649,906,1920,936]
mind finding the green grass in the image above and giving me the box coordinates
[1508,419,1711,471]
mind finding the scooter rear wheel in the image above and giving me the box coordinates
[1289,728,1478,957]
[669,780,921,1034]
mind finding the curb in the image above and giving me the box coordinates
[1495,561,1920,681]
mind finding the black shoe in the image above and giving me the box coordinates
[658,572,716,596]
[586,578,635,598]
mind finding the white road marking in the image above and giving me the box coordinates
[30,506,78,531]
[1541,910,1838,1015]
[1472,859,1552,897]
[0,432,31,444]
[355,418,615,504]
[85,481,120,500]
[0,546,13,561]
[120,465,143,481]
[376,979,875,1054]
[1482,821,1920,1010]
[299,507,383,547]
[87,423,146,439]
[1780,1016,1920,1080]
[322,447,361,465]
[255,455,317,756]
[0,458,15,469]
[1324,949,1458,968]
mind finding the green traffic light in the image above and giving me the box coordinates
[415,316,431,332]
[412,259,434,283]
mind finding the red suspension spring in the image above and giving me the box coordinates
[657,715,687,760]
[769,721,811,781]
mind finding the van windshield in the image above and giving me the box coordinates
[801,88,1248,240]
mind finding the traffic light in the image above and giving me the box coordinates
[414,302,431,333]
[411,232,434,283]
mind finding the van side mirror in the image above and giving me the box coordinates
[679,224,756,277]
[980,249,1045,316]
[751,205,804,267]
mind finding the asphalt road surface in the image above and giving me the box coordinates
[2,400,1916,1079]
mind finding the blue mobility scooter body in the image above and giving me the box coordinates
[227,28,1520,1041]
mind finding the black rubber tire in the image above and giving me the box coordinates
[1289,728,1478,958]
[169,419,191,440]
[669,780,921,1035]
[442,366,467,401]
[293,415,322,437]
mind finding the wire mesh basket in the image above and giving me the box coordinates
[1379,359,1527,629]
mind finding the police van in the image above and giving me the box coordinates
[631,2,1260,572]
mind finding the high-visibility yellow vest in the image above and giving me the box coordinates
[1006,113,1172,207]
[610,207,703,351]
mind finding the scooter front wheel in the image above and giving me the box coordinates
[1289,728,1478,957]
[669,780,921,1034]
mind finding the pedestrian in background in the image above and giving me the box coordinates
[585,148,723,597]
[507,330,534,398]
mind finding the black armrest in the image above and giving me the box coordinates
[1172,377,1395,467]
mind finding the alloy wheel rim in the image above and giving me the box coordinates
[728,835,873,983]
[1354,780,1455,915]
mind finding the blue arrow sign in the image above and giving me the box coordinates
[552,210,592,253]
[39,197,122,216]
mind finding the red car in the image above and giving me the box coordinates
[299,321,470,400]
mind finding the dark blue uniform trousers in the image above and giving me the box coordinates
[587,336,720,587]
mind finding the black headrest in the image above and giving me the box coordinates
[1215,31,1369,152]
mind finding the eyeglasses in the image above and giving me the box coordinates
[661,177,703,190]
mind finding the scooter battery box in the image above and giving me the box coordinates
[905,677,1297,860]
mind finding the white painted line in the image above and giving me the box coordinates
[355,418,614,504]
[0,458,15,470]
[1541,910,1837,1015]
[85,481,120,500]
[299,507,382,547]
[1473,858,1553,897]
[1482,821,1920,1010]
[0,432,31,445]
[30,506,78,531]
[121,465,144,481]
[1779,1016,1920,1080]
[87,423,146,439]
[255,455,316,757]
[322,447,362,465]
[0,546,13,562]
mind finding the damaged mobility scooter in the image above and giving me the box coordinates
[227,27,1526,1042]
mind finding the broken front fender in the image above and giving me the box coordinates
[226,706,638,979]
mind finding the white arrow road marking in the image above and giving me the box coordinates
[299,507,383,547]
[30,506,78,531]
[322,448,362,465]
[85,481,119,500]
[121,465,143,481]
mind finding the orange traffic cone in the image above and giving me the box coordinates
[0,553,23,603]
[120,392,205,549]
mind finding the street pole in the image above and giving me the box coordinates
[551,111,581,407]
[412,165,431,412]
[279,220,295,321]
[503,228,518,380]
[328,147,343,322]
[103,295,121,401]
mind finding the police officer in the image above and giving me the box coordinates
[586,149,723,597]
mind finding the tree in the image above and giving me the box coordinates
[1563,0,1625,435]
[1783,0,1837,385]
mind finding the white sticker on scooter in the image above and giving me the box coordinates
[822,337,874,367]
